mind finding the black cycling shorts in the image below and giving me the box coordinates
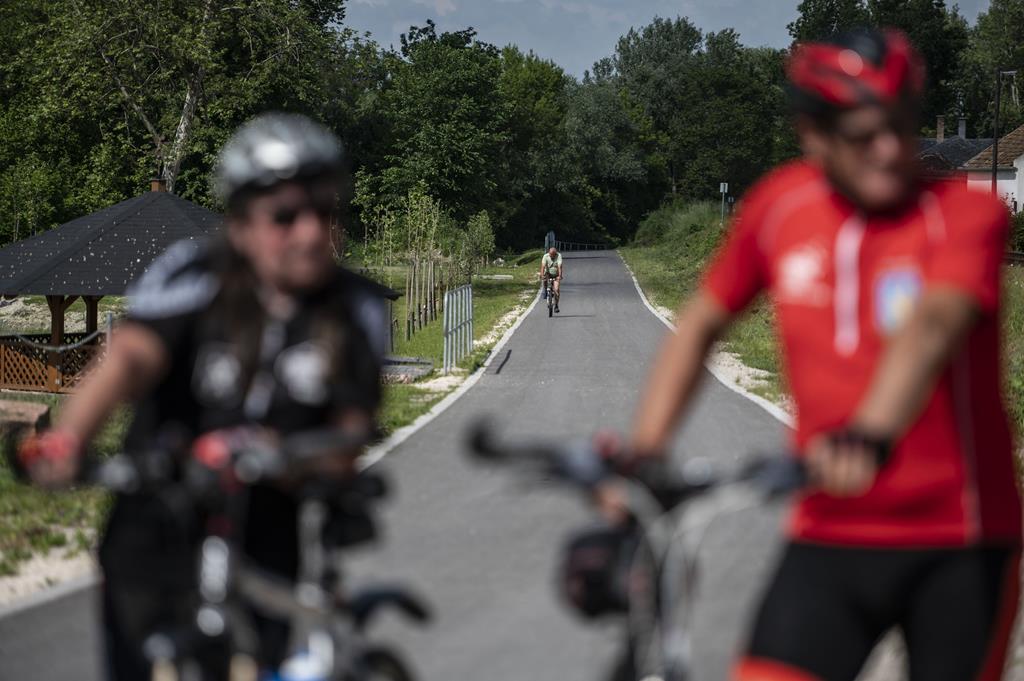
[735,542,1020,681]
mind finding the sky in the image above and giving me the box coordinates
[346,0,991,77]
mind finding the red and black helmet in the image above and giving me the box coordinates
[786,29,925,114]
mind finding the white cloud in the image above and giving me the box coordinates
[412,0,458,16]
[537,0,630,26]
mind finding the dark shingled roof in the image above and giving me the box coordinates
[964,123,1024,170]
[918,137,994,171]
[0,191,221,297]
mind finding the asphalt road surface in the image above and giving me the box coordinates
[0,250,787,681]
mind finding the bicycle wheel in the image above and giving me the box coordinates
[354,648,416,681]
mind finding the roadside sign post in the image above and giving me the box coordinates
[720,182,729,224]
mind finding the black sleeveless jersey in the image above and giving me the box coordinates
[100,238,385,584]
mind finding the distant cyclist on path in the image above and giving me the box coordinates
[608,28,1022,681]
[541,246,563,313]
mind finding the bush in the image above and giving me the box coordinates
[634,200,723,262]
[1010,210,1024,253]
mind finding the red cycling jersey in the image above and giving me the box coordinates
[703,160,1022,548]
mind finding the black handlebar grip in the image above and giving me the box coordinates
[829,429,892,470]
[742,456,808,497]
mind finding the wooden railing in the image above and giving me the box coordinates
[0,333,104,393]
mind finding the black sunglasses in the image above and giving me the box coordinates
[270,197,336,227]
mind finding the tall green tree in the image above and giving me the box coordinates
[563,79,662,242]
[356,22,509,228]
[787,0,869,42]
[0,0,353,242]
[495,47,593,247]
[955,0,1024,137]
[868,0,968,129]
[612,16,702,195]
[610,18,788,204]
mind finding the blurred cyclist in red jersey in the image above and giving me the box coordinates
[609,28,1022,681]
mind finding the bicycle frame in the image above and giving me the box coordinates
[544,276,558,316]
[5,430,430,681]
[620,478,774,681]
[465,425,801,681]
[159,461,426,681]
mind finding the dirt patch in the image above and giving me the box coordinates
[0,298,85,334]
[0,297,125,335]
[706,345,794,416]
[413,373,467,392]
[474,289,534,350]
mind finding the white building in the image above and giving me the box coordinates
[964,122,1024,213]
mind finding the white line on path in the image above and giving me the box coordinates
[617,251,793,427]
[360,287,543,468]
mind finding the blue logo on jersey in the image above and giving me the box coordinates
[875,268,922,335]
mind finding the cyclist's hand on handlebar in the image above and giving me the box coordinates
[591,430,630,524]
[806,429,886,497]
[594,480,631,525]
[18,430,81,489]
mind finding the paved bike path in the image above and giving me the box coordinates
[345,251,788,680]
[0,250,787,681]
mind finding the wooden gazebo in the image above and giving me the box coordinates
[0,181,220,392]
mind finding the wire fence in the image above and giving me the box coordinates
[443,285,473,374]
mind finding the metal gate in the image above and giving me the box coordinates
[443,285,473,374]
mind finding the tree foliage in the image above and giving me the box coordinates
[0,0,353,238]
[0,3,1010,254]
[787,0,869,43]
[955,0,1024,137]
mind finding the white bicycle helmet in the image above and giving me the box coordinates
[214,112,343,207]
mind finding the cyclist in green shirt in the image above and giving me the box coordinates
[540,247,563,312]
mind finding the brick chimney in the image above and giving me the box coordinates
[958,116,967,140]
[150,178,167,192]
[936,115,945,143]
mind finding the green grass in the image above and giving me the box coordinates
[0,395,128,576]
[620,201,787,403]
[379,384,448,434]
[1004,267,1024,434]
[377,253,539,431]
[391,259,538,368]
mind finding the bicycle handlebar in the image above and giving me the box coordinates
[466,420,805,508]
[5,426,382,498]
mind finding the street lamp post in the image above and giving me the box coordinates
[993,69,1019,196]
